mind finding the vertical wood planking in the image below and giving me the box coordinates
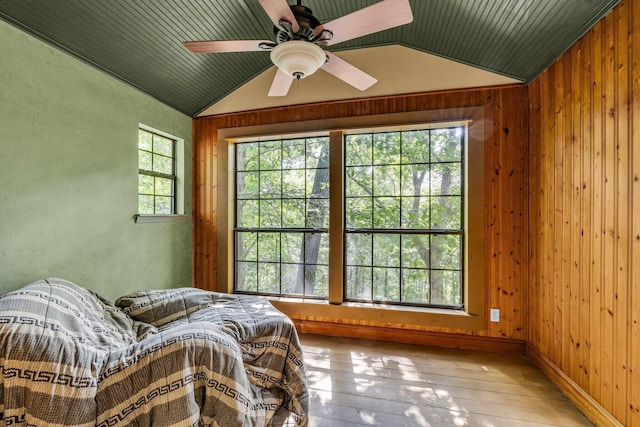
[579,28,593,393]
[528,1,637,424]
[602,9,616,412]
[630,1,640,423]
[614,2,629,422]
[570,41,582,384]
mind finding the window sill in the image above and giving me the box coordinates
[265,297,484,331]
[134,214,189,223]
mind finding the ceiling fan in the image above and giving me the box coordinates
[182,0,413,96]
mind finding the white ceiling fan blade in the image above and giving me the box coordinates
[258,0,300,33]
[182,40,273,53]
[268,68,295,96]
[321,52,377,91]
[318,0,413,46]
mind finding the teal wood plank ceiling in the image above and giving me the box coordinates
[0,0,620,116]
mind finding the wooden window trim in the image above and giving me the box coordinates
[217,107,486,330]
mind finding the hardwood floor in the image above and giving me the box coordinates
[296,333,593,427]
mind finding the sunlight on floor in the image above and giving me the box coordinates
[300,335,593,427]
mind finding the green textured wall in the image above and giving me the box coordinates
[0,20,192,300]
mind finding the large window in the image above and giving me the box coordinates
[234,137,330,298]
[233,124,465,309]
[344,128,464,308]
[138,128,177,215]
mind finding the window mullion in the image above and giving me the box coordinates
[328,130,344,304]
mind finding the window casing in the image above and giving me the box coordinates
[232,124,466,310]
[138,128,177,215]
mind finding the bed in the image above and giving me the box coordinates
[0,278,308,426]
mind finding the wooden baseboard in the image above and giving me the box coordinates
[526,344,624,427]
[292,319,525,354]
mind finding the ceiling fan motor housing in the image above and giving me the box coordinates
[274,4,321,43]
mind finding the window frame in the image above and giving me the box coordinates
[342,125,466,309]
[135,124,188,223]
[217,108,486,330]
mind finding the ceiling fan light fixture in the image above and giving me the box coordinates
[270,40,326,79]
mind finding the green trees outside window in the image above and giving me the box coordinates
[234,125,465,309]
[344,128,464,307]
[138,129,177,214]
[235,137,330,298]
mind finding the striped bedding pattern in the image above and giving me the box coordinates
[0,278,308,426]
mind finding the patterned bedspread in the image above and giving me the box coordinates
[0,278,308,426]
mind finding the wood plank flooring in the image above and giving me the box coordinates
[296,333,593,427]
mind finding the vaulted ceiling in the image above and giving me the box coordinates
[0,0,619,117]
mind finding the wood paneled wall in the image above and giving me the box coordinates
[527,0,639,424]
[193,86,526,340]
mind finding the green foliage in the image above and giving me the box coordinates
[234,126,464,307]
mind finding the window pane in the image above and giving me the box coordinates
[281,263,301,294]
[306,138,329,169]
[373,132,400,165]
[258,232,280,262]
[138,195,154,214]
[430,269,462,306]
[236,143,259,171]
[138,130,152,151]
[401,164,429,196]
[345,266,372,300]
[430,197,462,229]
[307,168,329,198]
[307,198,329,228]
[260,140,281,170]
[306,232,328,265]
[282,139,305,169]
[402,130,429,164]
[373,267,400,301]
[138,174,154,195]
[401,196,430,229]
[345,134,372,166]
[155,196,173,214]
[281,233,303,263]
[259,200,281,227]
[431,128,462,162]
[257,262,280,293]
[236,232,257,261]
[260,170,281,198]
[431,163,462,196]
[345,166,372,197]
[373,197,400,229]
[153,136,173,157]
[282,169,305,198]
[155,177,173,197]
[236,261,257,292]
[282,199,305,228]
[345,198,372,228]
[401,268,430,303]
[401,235,429,268]
[305,265,328,297]
[373,234,400,267]
[237,171,259,199]
[153,154,173,174]
[346,233,372,266]
[373,165,400,196]
[237,200,259,227]
[431,234,461,270]
[139,150,152,171]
